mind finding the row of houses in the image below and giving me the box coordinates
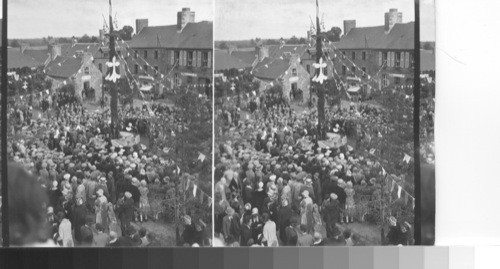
[7,7,213,102]
[215,9,432,102]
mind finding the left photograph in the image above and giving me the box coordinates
[6,0,213,247]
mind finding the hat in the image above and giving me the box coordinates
[252,208,259,215]
[388,216,397,226]
[124,192,132,199]
[96,189,104,196]
[183,215,192,225]
[269,175,276,181]
[330,193,338,200]
[305,178,312,184]
[141,180,147,187]
[63,173,70,180]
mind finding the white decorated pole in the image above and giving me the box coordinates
[107,0,120,138]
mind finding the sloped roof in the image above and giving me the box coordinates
[128,21,213,49]
[336,22,414,50]
[420,49,435,71]
[62,43,101,57]
[44,56,83,79]
[214,50,252,71]
[8,48,42,69]
[252,57,290,80]
[231,51,257,65]
[24,49,50,65]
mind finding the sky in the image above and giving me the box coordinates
[8,0,213,39]
[215,0,435,41]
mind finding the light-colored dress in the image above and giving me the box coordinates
[139,186,151,215]
[262,221,279,247]
[345,188,356,216]
[300,197,314,233]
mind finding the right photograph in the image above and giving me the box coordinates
[214,0,430,246]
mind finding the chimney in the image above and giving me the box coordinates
[99,29,105,41]
[256,45,269,62]
[177,8,195,31]
[343,20,356,36]
[384,8,403,32]
[48,43,61,61]
[136,19,149,35]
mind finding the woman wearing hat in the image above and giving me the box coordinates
[344,181,356,224]
[138,180,150,222]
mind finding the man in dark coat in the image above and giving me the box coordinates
[117,192,135,234]
[277,199,294,243]
[222,207,241,243]
[72,197,88,244]
[240,216,253,246]
[322,193,342,239]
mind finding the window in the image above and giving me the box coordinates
[342,65,346,75]
[187,51,194,66]
[144,50,148,59]
[382,74,389,87]
[98,63,102,72]
[292,68,297,76]
[154,66,159,77]
[174,73,182,86]
[323,67,328,76]
[409,53,414,68]
[135,64,139,74]
[351,51,355,60]
[291,83,297,91]
[84,67,90,75]
[143,65,148,73]
[116,66,120,75]
[175,51,180,63]
[306,64,310,74]
[362,51,366,60]
[202,52,209,67]
[134,50,138,58]
[154,50,159,60]
[351,66,355,75]
[395,77,401,85]
[383,52,388,65]
[362,67,367,77]
[395,52,401,67]
[103,52,109,58]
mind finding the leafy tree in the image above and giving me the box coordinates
[10,39,21,48]
[325,27,342,42]
[265,39,280,45]
[288,36,300,44]
[218,42,229,50]
[58,37,72,43]
[118,25,134,41]
[78,34,92,43]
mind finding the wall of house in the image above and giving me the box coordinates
[127,48,212,90]
[73,62,103,102]
[282,62,310,102]
[333,49,414,89]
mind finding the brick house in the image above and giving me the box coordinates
[127,8,212,93]
[333,9,415,91]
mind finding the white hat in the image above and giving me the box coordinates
[124,192,132,198]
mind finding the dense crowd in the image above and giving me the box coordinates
[7,92,209,247]
[214,93,414,247]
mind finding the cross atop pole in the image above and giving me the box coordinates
[313,0,326,139]
[108,0,119,138]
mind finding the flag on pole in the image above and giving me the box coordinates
[185,177,191,191]
[193,184,198,197]
[198,153,206,162]
[397,185,402,199]
[403,153,412,164]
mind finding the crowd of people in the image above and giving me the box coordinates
[214,92,414,247]
[6,89,210,247]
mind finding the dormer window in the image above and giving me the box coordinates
[292,68,297,76]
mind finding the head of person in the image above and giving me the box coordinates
[262,213,270,223]
[8,164,50,246]
[343,229,352,239]
[139,228,147,238]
